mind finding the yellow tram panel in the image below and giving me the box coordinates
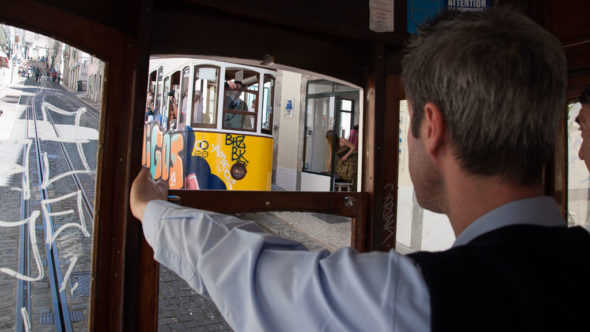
[190,131,273,191]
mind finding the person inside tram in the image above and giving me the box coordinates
[325,130,357,187]
[145,91,154,122]
[130,8,590,331]
[249,97,257,113]
[349,124,359,150]
[576,84,590,172]
[167,90,178,130]
[177,91,187,130]
[223,80,251,129]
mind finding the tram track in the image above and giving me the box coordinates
[15,79,96,331]
[43,99,95,222]
[30,90,73,332]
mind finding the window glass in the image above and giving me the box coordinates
[567,101,590,229]
[191,66,219,127]
[168,71,180,130]
[155,67,163,117]
[339,111,351,139]
[0,24,105,330]
[307,80,334,94]
[178,66,190,129]
[223,68,259,131]
[396,100,455,253]
[146,70,157,122]
[262,75,275,133]
[341,99,352,111]
[161,77,170,130]
[304,96,335,173]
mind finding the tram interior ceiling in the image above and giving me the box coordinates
[1,0,590,331]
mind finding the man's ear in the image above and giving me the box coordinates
[422,102,446,160]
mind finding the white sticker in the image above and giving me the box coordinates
[369,0,395,32]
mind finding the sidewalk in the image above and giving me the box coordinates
[59,80,102,112]
[0,76,30,140]
[240,211,351,251]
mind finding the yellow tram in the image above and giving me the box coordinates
[142,57,275,190]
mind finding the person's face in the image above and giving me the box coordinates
[577,103,590,172]
[407,102,446,213]
[230,84,243,98]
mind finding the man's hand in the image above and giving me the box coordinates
[130,167,168,222]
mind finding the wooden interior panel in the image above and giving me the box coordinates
[546,0,590,44]
[174,0,406,44]
[149,9,370,86]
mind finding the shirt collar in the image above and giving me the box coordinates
[453,196,565,247]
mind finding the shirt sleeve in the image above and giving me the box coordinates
[142,199,431,332]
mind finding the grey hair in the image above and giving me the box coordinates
[402,8,566,185]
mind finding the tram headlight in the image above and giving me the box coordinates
[230,162,247,180]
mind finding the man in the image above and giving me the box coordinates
[167,90,178,130]
[130,8,590,331]
[576,84,590,171]
[223,80,252,129]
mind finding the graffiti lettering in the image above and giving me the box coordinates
[211,144,235,189]
[142,127,147,165]
[162,134,171,181]
[382,183,396,246]
[169,134,184,189]
[225,134,245,148]
[195,139,209,151]
[151,126,163,179]
[144,123,186,189]
[225,134,248,165]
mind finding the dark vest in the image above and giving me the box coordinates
[408,225,590,332]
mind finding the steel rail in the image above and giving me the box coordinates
[30,89,74,332]
[43,93,95,222]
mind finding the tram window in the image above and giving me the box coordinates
[146,70,157,122]
[262,75,275,134]
[339,99,353,139]
[0,24,104,330]
[567,101,590,228]
[223,68,259,131]
[178,66,190,129]
[192,66,219,128]
[155,66,163,118]
[396,100,455,253]
[161,76,170,129]
[168,71,180,130]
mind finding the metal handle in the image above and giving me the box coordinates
[344,196,356,208]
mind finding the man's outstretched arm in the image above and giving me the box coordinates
[129,168,430,331]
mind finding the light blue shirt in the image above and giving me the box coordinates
[143,200,431,331]
[142,196,566,331]
[453,196,565,247]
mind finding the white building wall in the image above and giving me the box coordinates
[275,71,302,191]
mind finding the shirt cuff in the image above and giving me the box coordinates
[142,199,175,247]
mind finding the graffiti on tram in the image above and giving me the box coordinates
[142,123,227,190]
[142,123,273,190]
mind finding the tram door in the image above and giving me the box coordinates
[302,80,360,191]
